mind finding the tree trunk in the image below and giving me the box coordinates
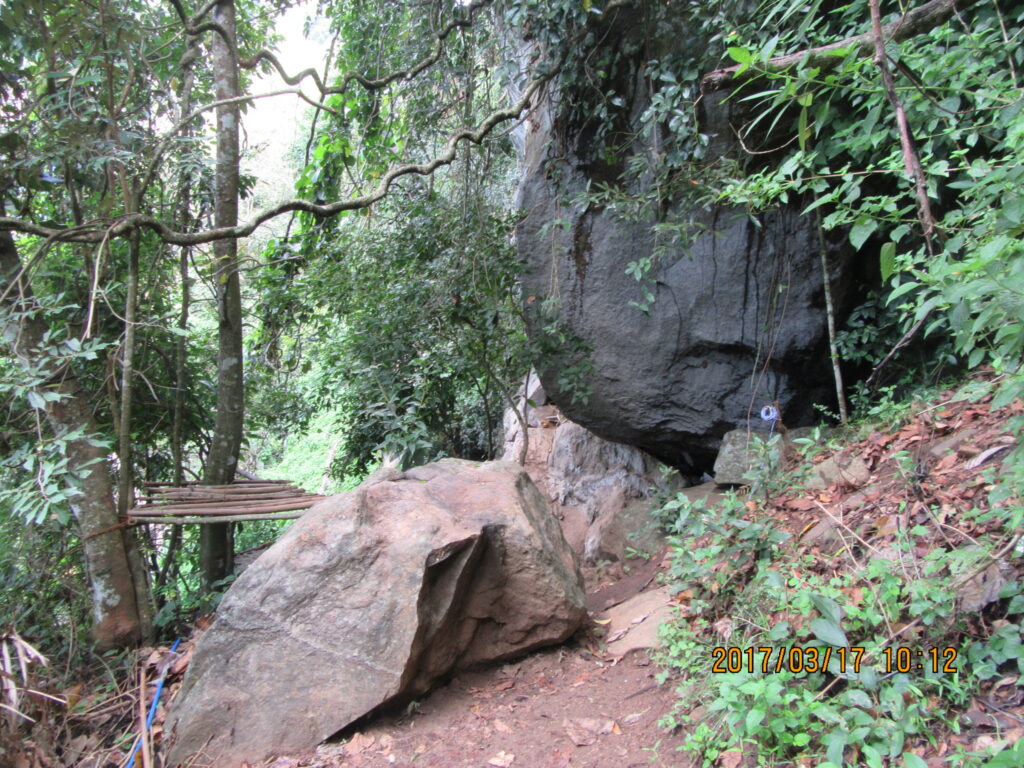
[200,0,244,590]
[815,211,849,423]
[0,229,152,650]
[117,231,140,515]
[163,38,196,599]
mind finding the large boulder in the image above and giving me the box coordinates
[164,460,586,767]
[513,8,860,471]
[546,420,662,509]
[501,402,670,562]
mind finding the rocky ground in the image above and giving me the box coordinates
[2,564,693,768]
[156,553,691,768]
[297,590,688,768]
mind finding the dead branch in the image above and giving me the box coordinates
[868,0,940,249]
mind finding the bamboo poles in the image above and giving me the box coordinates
[126,481,327,524]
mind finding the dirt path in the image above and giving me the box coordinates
[258,564,692,768]
[279,638,689,768]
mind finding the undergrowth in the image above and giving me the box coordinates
[654,377,1024,768]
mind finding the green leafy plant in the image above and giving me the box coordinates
[656,491,788,613]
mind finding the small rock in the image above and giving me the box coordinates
[564,717,617,746]
[488,750,515,767]
[805,452,871,490]
[677,481,727,507]
[928,428,977,460]
[800,519,844,552]
[714,427,820,486]
[602,588,674,656]
[713,430,774,486]
[583,493,667,565]
[582,487,629,564]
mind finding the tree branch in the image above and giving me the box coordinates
[137,87,338,200]
[240,0,492,95]
[189,1,491,100]
[701,0,979,92]
[0,72,551,246]
[2,0,633,247]
[868,0,939,249]
[167,0,188,27]
[189,0,219,26]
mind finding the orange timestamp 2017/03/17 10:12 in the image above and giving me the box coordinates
[710,645,959,675]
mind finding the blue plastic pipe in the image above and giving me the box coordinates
[126,637,181,768]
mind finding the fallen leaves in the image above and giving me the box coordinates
[957,560,1007,612]
[344,732,378,754]
[766,382,1020,557]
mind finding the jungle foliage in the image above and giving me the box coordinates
[0,0,551,654]
[620,0,1024,765]
[0,0,1022,762]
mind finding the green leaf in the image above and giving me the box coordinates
[810,617,848,647]
[768,621,790,641]
[849,216,878,250]
[824,731,848,765]
[902,753,928,768]
[746,708,765,733]
[880,242,896,281]
[810,593,842,625]
[863,744,884,768]
[887,281,919,302]
[727,46,754,65]
[802,194,836,216]
[983,738,1024,767]
[844,688,873,709]
[27,390,45,410]
[858,665,879,690]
